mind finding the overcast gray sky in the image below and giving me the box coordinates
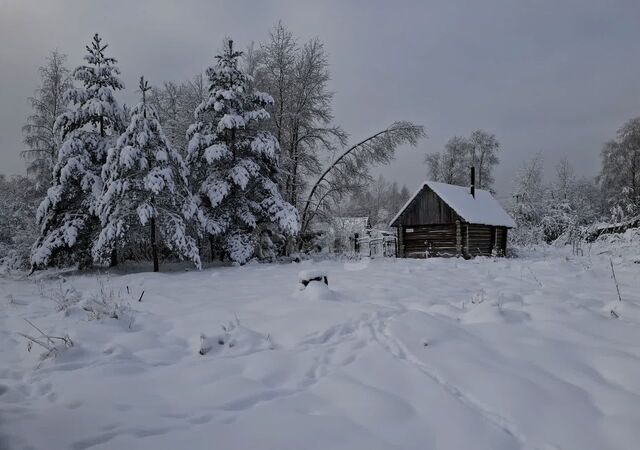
[1,0,640,198]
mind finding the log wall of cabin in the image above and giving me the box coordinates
[396,187,459,226]
[465,224,493,256]
[402,224,461,258]
[401,223,507,258]
[496,227,508,255]
[397,226,404,257]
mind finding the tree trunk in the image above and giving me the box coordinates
[291,146,299,209]
[209,236,216,262]
[109,248,118,267]
[150,217,159,272]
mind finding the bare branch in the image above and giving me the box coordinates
[300,122,425,233]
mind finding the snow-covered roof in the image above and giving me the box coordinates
[389,181,516,228]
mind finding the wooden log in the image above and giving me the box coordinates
[456,220,462,256]
[299,270,329,287]
[301,276,328,287]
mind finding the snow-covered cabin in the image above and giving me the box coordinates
[389,179,515,258]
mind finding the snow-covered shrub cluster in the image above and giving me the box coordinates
[509,154,601,248]
[509,117,640,250]
[38,278,82,312]
[198,318,273,356]
[81,277,134,323]
[0,175,40,271]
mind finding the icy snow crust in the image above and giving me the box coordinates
[2,249,640,449]
[390,181,516,228]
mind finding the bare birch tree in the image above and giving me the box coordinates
[599,117,640,219]
[22,50,72,191]
[468,129,500,190]
[252,22,347,210]
[148,74,206,156]
[425,135,470,185]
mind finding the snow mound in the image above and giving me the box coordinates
[462,293,530,324]
[606,299,640,321]
[343,258,370,271]
[196,321,273,357]
[592,228,640,262]
[462,303,531,324]
[294,280,339,301]
[298,269,328,283]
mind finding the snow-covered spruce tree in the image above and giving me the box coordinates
[94,77,201,272]
[187,39,299,263]
[31,34,125,269]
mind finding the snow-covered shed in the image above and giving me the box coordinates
[389,178,515,258]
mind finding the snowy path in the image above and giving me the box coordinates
[2,249,640,449]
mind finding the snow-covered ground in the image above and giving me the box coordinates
[2,244,640,450]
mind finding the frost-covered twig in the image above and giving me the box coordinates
[24,318,55,346]
[6,294,26,306]
[17,332,55,355]
[18,319,74,360]
[526,267,543,287]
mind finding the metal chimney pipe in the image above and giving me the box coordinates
[470,166,475,198]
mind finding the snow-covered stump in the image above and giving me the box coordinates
[298,270,328,289]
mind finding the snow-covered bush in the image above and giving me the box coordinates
[0,175,39,271]
[82,277,133,322]
[254,229,277,261]
[508,223,545,248]
[37,278,82,312]
[510,155,603,249]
